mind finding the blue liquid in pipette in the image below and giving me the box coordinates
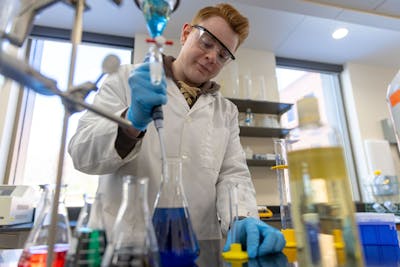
[152,207,199,267]
[141,0,172,37]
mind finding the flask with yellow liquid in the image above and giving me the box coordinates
[286,96,364,267]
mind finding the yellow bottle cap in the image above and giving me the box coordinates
[281,228,296,248]
[222,243,249,261]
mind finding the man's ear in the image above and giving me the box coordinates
[180,23,192,45]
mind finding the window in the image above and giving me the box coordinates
[276,59,361,201]
[8,38,132,206]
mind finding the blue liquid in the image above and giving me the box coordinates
[152,207,199,267]
[141,0,171,37]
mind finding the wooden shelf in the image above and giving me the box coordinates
[239,126,291,138]
[247,159,275,167]
[228,98,292,115]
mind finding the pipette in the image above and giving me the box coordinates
[135,0,179,181]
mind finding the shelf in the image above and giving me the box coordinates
[228,98,292,115]
[247,159,275,167]
[239,126,291,138]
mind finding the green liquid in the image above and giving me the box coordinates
[287,147,364,267]
[67,229,107,267]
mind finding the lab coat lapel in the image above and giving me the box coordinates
[168,79,190,112]
[189,93,215,114]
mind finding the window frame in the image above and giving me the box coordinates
[276,57,362,201]
[4,27,134,202]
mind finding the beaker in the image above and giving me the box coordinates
[66,193,107,266]
[101,176,160,267]
[152,157,199,267]
[18,184,71,267]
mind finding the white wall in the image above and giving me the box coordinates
[341,63,400,200]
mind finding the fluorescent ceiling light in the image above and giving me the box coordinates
[332,28,348,39]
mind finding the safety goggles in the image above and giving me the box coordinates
[192,24,235,65]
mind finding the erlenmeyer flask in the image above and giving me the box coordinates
[66,193,107,266]
[101,176,160,267]
[152,157,199,267]
[18,184,71,267]
[33,184,50,226]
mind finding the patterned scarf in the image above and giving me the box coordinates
[162,55,220,108]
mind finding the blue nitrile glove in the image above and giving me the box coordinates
[223,217,286,258]
[127,62,167,131]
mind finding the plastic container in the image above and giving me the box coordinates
[356,212,399,246]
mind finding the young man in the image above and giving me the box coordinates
[68,3,285,258]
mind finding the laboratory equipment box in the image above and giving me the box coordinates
[0,185,35,226]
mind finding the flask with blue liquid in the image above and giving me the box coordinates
[152,157,200,267]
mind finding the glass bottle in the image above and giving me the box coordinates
[18,184,71,267]
[286,96,364,267]
[66,193,107,266]
[101,176,160,267]
[152,157,199,267]
[244,108,254,126]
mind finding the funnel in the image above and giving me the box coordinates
[135,0,179,38]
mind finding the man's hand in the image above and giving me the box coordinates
[223,217,286,258]
[127,63,167,131]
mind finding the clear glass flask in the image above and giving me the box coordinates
[152,157,199,267]
[18,184,71,267]
[66,193,107,266]
[286,96,363,267]
[101,176,160,267]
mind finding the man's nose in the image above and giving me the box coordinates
[205,48,218,64]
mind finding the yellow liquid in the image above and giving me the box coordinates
[287,147,364,267]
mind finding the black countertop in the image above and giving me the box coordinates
[1,239,399,267]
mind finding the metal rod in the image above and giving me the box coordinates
[46,0,85,266]
[0,50,133,129]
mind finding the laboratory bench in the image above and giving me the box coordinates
[0,207,80,249]
[0,203,388,249]
[0,239,399,267]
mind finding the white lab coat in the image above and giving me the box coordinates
[68,64,259,240]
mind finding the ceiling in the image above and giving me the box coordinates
[32,0,400,68]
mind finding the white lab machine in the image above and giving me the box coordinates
[0,185,36,226]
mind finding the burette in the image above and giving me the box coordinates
[135,0,179,180]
